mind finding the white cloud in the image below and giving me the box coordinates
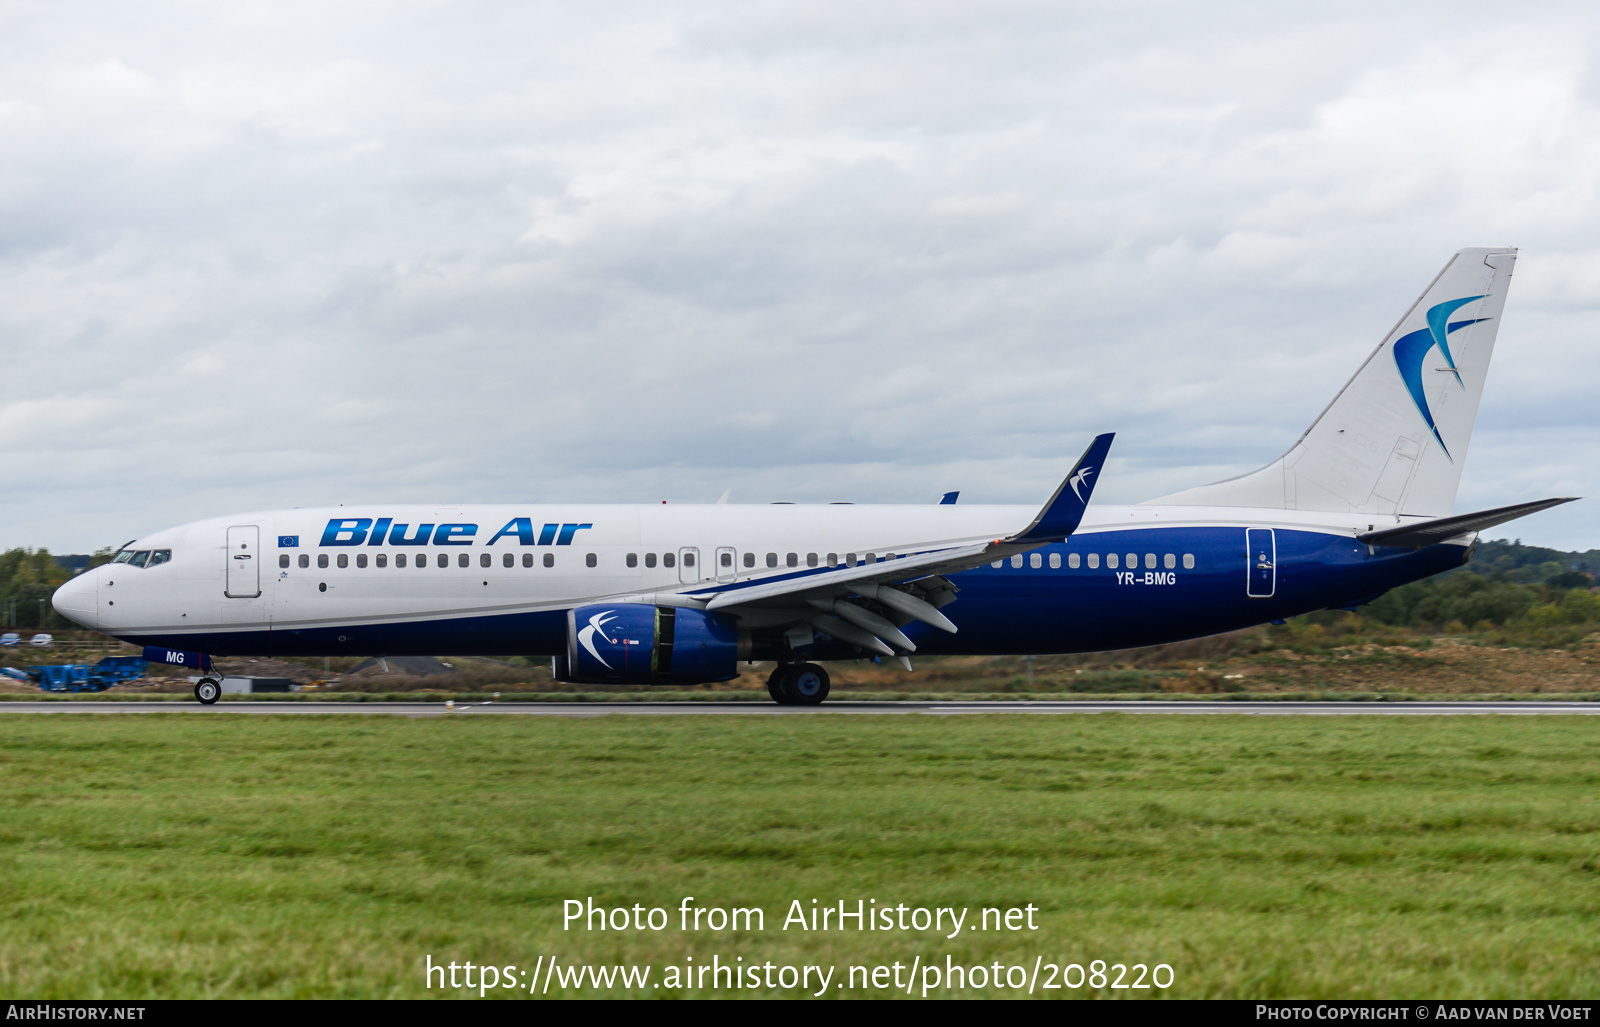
[1,1,1599,550]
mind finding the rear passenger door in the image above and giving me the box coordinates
[678,547,700,584]
[1246,528,1275,598]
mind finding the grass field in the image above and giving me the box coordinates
[1,713,1598,999]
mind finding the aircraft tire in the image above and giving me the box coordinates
[789,663,830,705]
[194,678,221,705]
[766,665,796,704]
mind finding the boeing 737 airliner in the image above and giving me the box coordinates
[52,247,1573,704]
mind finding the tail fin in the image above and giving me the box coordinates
[1148,247,1517,517]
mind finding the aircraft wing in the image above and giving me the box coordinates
[689,433,1114,655]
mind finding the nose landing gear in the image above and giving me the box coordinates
[194,678,221,705]
[766,663,830,706]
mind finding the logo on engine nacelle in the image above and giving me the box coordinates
[578,610,619,669]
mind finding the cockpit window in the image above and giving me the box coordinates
[114,549,170,568]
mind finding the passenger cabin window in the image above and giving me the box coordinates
[279,555,290,568]
[1049,553,1060,569]
[865,553,875,565]
[377,554,388,568]
[645,553,657,568]
[522,553,533,568]
[586,553,597,568]
[787,553,798,568]
[663,552,675,568]
[318,554,329,569]
[1030,554,1042,569]
[357,554,367,568]
[1145,553,1156,569]
[1106,553,1117,569]
[1011,555,1023,568]
[766,553,778,568]
[683,552,695,567]
[846,553,857,567]
[627,553,638,568]
[1068,553,1079,569]
[337,554,348,569]
[480,553,491,568]
[437,554,449,568]
[1126,553,1137,570]
[396,554,407,568]
[807,553,818,567]
[418,555,427,570]
[991,560,1003,569]
[504,553,515,568]
[1183,553,1195,569]
[458,553,469,568]
[827,553,838,567]
[720,552,732,567]
[1164,554,1176,569]
[543,553,554,568]
[743,552,754,568]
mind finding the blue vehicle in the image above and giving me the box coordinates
[34,665,105,692]
[22,658,144,692]
[92,655,147,683]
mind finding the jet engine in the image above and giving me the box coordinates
[561,604,747,684]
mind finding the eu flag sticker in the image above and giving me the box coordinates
[278,536,299,548]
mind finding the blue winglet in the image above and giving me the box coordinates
[1008,433,1115,543]
[939,491,959,505]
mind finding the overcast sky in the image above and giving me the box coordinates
[3,1,1598,552]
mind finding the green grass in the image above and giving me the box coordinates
[1,714,1598,998]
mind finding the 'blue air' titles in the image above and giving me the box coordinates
[314,518,593,547]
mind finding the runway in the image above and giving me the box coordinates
[2,700,1599,716]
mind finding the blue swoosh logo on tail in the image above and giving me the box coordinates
[1424,294,1485,386]
[1392,296,1491,461]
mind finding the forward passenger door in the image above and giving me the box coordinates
[225,525,261,598]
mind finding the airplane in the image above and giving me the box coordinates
[52,246,1575,705]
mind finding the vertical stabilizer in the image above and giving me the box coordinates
[1147,247,1516,517]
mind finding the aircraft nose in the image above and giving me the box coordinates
[52,570,98,630]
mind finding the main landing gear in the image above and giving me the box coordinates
[193,678,221,705]
[767,663,830,706]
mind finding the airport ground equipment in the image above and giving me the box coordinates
[92,655,147,684]
[13,656,148,692]
[32,664,107,692]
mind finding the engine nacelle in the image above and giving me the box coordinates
[564,604,745,684]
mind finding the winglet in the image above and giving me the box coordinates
[1008,432,1115,544]
[939,491,959,505]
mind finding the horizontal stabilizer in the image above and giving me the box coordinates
[1358,497,1578,549]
